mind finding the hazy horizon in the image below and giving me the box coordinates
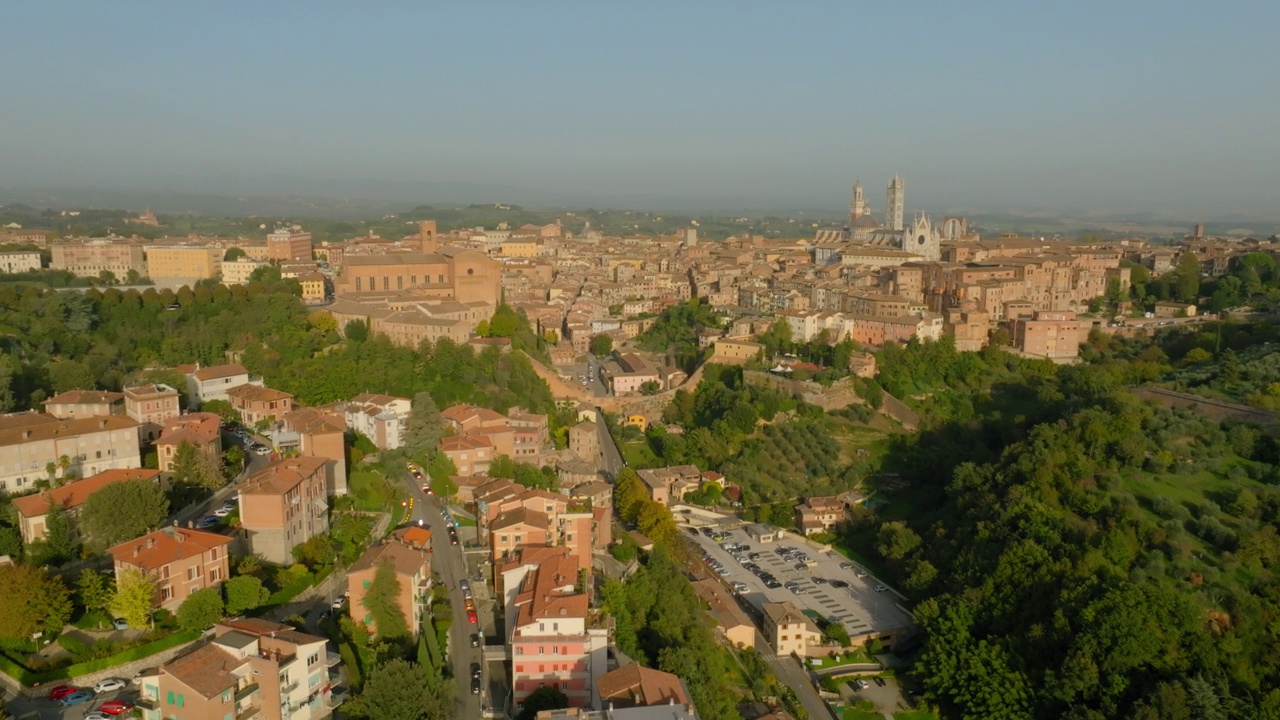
[2,2,1278,218]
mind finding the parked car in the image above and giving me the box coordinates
[731,581,748,594]
[470,662,482,679]
[812,576,827,584]
[829,579,849,589]
[196,516,220,529]
[61,690,95,707]
[470,633,481,648]
[467,610,478,624]
[213,507,232,517]
[839,561,855,570]
[873,676,886,687]
[873,584,889,592]
[84,713,111,720]
[112,618,130,631]
[856,570,869,579]
[471,676,482,695]
[48,685,77,700]
[93,678,127,693]
[253,446,271,456]
[98,700,135,715]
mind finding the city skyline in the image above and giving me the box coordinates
[1,2,1278,216]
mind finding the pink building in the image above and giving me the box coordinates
[502,548,610,711]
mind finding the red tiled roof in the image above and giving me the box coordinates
[190,363,249,381]
[11,469,162,518]
[43,390,124,405]
[107,526,231,571]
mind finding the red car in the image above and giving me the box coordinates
[48,685,78,700]
[99,701,135,716]
[467,610,478,624]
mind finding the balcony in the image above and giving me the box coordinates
[236,683,260,701]
[326,651,342,667]
[281,680,300,695]
[236,706,262,720]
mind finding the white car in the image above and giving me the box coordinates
[94,678,128,693]
[213,507,232,517]
[873,584,889,592]
[85,713,111,720]
[253,446,271,455]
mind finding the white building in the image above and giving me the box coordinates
[0,251,42,274]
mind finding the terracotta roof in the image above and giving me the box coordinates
[11,469,162,518]
[155,412,220,447]
[392,526,432,550]
[691,579,754,631]
[762,601,817,631]
[350,539,429,576]
[240,456,328,496]
[227,384,293,403]
[107,526,231,571]
[513,550,588,628]
[43,390,124,406]
[349,392,409,406]
[161,643,244,699]
[441,404,508,426]
[0,412,58,431]
[492,507,550,533]
[0,414,138,448]
[190,363,249,382]
[597,663,689,708]
[438,434,493,453]
[283,407,345,434]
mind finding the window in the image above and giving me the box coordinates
[222,690,232,703]
[177,694,185,708]
[210,548,219,561]
[552,647,559,655]
[308,653,319,666]
[167,691,174,705]
[382,276,389,291]
[355,278,362,292]
[538,647,544,655]
[553,623,558,631]
[363,579,371,589]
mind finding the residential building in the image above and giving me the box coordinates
[11,468,162,545]
[185,363,262,406]
[155,413,222,473]
[794,496,847,536]
[228,384,295,426]
[441,404,549,463]
[691,579,756,649]
[42,390,124,420]
[280,407,347,496]
[107,526,231,611]
[596,664,690,709]
[1154,301,1197,318]
[505,548,610,710]
[238,457,330,564]
[297,272,327,303]
[0,251,41,273]
[135,618,338,720]
[712,337,764,363]
[438,434,493,475]
[601,354,660,396]
[124,383,183,442]
[762,601,823,657]
[346,530,433,639]
[267,229,313,262]
[221,258,268,285]
[145,246,223,285]
[1010,310,1087,360]
[0,412,141,492]
[332,393,411,450]
[636,466,703,506]
[49,239,147,279]
[568,421,599,463]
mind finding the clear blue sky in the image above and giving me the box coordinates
[2,1,1278,216]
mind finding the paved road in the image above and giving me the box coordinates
[593,408,625,480]
[759,636,834,720]
[395,470,485,718]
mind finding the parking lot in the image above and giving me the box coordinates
[4,681,140,720]
[682,525,911,641]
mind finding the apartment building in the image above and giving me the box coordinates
[49,239,147,279]
[280,407,347,496]
[347,529,433,639]
[11,468,162,544]
[441,404,549,463]
[795,496,847,536]
[42,390,125,420]
[1011,310,1087,360]
[331,393,410,449]
[762,601,823,657]
[267,229,313,262]
[185,363,263,405]
[124,383,182,442]
[711,338,764,363]
[478,481,598,574]
[239,457,330,564]
[221,258,268,285]
[504,548,610,710]
[155,413,222,473]
[297,272,327,303]
[145,246,223,285]
[228,384,295,426]
[439,435,493,475]
[0,251,41,273]
[0,412,141,492]
[108,526,231,611]
[136,618,337,720]
[568,421,599,463]
[636,466,703,506]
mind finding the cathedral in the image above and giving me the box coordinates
[813,176,941,261]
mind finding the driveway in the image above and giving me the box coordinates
[838,676,910,718]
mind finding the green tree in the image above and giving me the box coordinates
[76,568,114,616]
[346,658,453,720]
[29,497,78,564]
[344,319,370,342]
[110,567,157,628]
[224,444,246,478]
[363,561,409,640]
[0,564,73,639]
[177,587,225,631]
[640,380,661,395]
[427,452,458,498]
[224,575,271,615]
[0,526,22,558]
[1172,252,1201,303]
[404,392,445,463]
[171,440,220,490]
[249,265,282,284]
[201,398,241,423]
[223,247,246,261]
[614,468,648,524]
[79,478,170,549]
[517,686,570,720]
[0,354,16,412]
[877,521,922,561]
[590,334,613,356]
[48,359,95,393]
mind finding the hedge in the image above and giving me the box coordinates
[0,630,201,685]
